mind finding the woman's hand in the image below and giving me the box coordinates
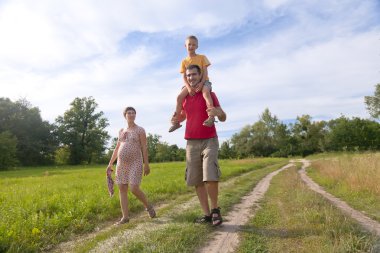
[143,164,150,176]
[106,165,113,177]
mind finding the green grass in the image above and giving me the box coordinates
[0,158,285,252]
[237,165,379,253]
[306,152,380,222]
[111,162,288,253]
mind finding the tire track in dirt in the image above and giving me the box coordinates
[197,163,294,253]
[299,159,380,237]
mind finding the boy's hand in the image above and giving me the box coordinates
[187,86,196,96]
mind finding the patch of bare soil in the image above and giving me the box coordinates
[299,159,380,237]
[197,163,294,253]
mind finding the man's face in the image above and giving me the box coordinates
[186,68,200,86]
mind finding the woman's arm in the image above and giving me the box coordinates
[139,129,150,176]
[107,141,120,175]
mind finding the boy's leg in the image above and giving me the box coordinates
[202,85,214,108]
[202,84,215,127]
[176,87,189,115]
[169,87,188,132]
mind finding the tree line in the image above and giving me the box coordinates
[0,96,185,169]
[220,84,380,158]
[0,84,379,169]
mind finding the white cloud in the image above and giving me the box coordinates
[0,0,379,148]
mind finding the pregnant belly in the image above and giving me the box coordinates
[118,143,141,162]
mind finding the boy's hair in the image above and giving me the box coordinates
[186,64,201,74]
[123,107,136,117]
[186,35,198,43]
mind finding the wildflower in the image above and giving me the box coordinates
[32,227,40,235]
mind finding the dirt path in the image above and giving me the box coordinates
[52,164,277,252]
[197,163,294,253]
[298,159,380,237]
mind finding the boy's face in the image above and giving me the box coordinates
[185,39,198,54]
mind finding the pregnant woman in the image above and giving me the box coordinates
[107,106,156,225]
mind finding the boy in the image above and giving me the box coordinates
[169,35,215,132]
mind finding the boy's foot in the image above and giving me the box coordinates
[211,207,223,226]
[203,116,215,127]
[169,123,182,132]
[194,215,212,224]
[145,204,156,218]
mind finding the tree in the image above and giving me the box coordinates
[251,108,285,157]
[55,97,110,164]
[291,115,327,156]
[0,131,18,169]
[146,134,185,162]
[365,83,380,119]
[230,125,253,158]
[219,140,237,159]
[230,109,292,157]
[326,116,380,151]
[147,133,161,162]
[0,98,57,166]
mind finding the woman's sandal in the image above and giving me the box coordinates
[146,204,156,218]
[211,207,223,226]
[115,217,129,225]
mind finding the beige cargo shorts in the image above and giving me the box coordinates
[185,137,221,186]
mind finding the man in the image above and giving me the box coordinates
[171,64,226,226]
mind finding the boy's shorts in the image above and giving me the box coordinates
[185,137,221,186]
[203,80,212,91]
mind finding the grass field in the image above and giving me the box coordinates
[2,153,379,252]
[0,158,285,252]
[75,161,289,253]
[237,164,379,253]
[307,152,380,222]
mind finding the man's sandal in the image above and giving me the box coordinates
[211,207,223,226]
[194,215,212,224]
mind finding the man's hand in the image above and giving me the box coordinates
[171,111,186,125]
[207,107,226,122]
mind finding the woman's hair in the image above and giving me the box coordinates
[123,106,136,117]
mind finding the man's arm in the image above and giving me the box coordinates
[207,107,226,122]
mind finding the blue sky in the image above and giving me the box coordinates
[1,0,379,148]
